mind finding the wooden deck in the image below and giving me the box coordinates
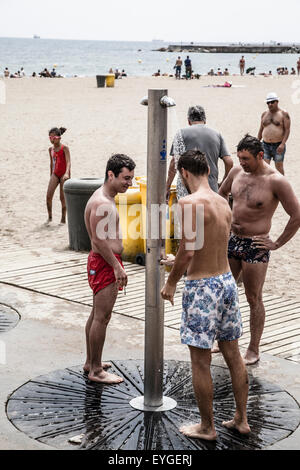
[0,242,300,363]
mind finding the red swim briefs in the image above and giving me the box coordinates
[87,251,124,295]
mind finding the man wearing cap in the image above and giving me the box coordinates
[166,105,233,201]
[257,92,291,175]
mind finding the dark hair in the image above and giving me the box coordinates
[177,149,209,176]
[237,134,263,157]
[105,153,136,181]
[49,127,67,136]
[187,105,206,123]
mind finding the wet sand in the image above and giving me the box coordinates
[0,74,299,297]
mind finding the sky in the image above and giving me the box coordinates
[0,0,300,43]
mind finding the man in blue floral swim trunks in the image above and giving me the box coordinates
[161,150,250,440]
[219,134,300,365]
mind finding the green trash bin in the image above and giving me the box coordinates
[63,178,104,251]
[96,75,106,87]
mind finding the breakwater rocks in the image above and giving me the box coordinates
[155,44,300,54]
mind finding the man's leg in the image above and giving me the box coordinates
[88,282,123,384]
[83,297,111,373]
[212,258,242,354]
[229,257,242,281]
[218,339,250,434]
[242,261,268,365]
[180,346,217,440]
[275,161,284,175]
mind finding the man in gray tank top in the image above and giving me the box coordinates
[166,105,233,200]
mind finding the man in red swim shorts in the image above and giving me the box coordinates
[83,154,135,384]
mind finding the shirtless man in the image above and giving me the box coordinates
[161,149,250,440]
[84,154,135,384]
[239,56,245,75]
[175,56,183,79]
[297,58,300,75]
[257,92,291,175]
[219,135,300,365]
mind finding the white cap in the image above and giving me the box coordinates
[266,92,279,103]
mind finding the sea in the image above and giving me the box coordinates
[0,37,299,77]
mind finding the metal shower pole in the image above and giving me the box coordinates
[130,89,176,412]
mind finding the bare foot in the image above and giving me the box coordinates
[222,419,251,435]
[243,350,260,365]
[180,423,217,441]
[88,370,124,384]
[44,219,53,227]
[83,362,111,373]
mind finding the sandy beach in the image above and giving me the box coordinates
[0,74,299,298]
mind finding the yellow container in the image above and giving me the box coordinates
[165,188,178,256]
[106,74,115,87]
[138,178,177,256]
[115,187,143,262]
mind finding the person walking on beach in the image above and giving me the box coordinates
[257,92,290,175]
[83,154,135,384]
[184,56,192,79]
[46,127,71,225]
[297,58,300,75]
[166,105,233,201]
[219,134,300,365]
[161,150,250,440]
[239,56,245,75]
[174,56,183,79]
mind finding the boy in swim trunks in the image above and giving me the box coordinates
[84,154,135,384]
[161,150,250,440]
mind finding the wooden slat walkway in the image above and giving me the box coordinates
[0,243,300,364]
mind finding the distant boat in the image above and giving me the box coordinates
[152,39,164,43]
[33,35,40,39]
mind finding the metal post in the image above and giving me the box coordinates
[130,89,176,412]
[144,89,167,407]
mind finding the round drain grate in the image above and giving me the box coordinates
[6,360,300,450]
[0,304,20,332]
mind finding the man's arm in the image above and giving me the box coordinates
[166,156,176,202]
[220,155,233,185]
[277,112,291,153]
[161,199,195,304]
[218,167,238,201]
[257,112,266,141]
[253,176,300,250]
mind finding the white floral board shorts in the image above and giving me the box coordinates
[180,272,243,349]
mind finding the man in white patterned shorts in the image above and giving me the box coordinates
[161,149,250,441]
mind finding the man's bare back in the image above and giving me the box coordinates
[184,190,232,279]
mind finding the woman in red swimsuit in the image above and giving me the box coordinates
[46,127,71,225]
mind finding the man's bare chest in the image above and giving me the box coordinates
[262,112,283,128]
[232,178,274,210]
